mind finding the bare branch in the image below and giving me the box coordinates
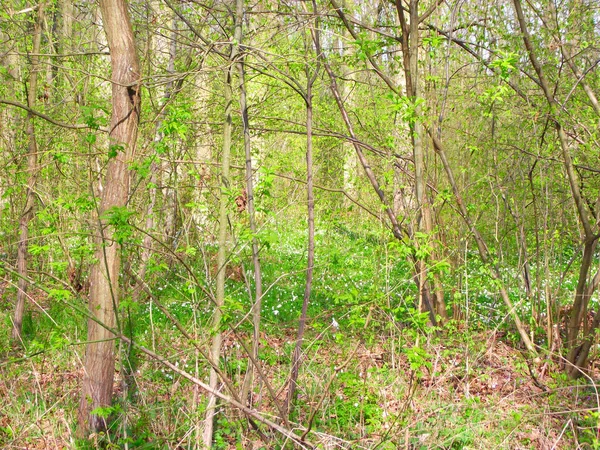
[0,99,106,132]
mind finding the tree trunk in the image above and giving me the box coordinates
[235,0,264,407]
[12,2,44,342]
[285,0,321,418]
[286,64,317,418]
[399,0,448,323]
[203,15,239,446]
[77,0,141,437]
[331,0,446,324]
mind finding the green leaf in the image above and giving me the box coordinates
[101,206,135,244]
[48,289,72,301]
[108,143,124,159]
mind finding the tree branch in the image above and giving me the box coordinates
[0,99,106,132]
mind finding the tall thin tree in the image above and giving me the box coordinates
[78,0,141,436]
[12,2,45,341]
[203,4,241,444]
[235,0,265,406]
[286,0,320,418]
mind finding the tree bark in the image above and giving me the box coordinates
[77,0,141,436]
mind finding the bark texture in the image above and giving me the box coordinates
[78,0,141,436]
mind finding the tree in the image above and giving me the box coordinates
[236,0,265,407]
[77,0,141,436]
[286,0,319,417]
[203,2,240,444]
[12,1,44,342]
[512,0,600,376]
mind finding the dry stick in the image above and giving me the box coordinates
[125,267,238,397]
[129,226,290,424]
[427,130,536,354]
[229,330,289,426]
[250,123,406,159]
[133,277,269,443]
[126,339,314,449]
[2,263,289,446]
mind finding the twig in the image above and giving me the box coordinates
[0,99,107,131]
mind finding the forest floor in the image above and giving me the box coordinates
[1,223,599,449]
[1,304,599,449]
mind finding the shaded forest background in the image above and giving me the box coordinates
[1,0,600,448]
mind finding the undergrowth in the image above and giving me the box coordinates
[0,220,598,449]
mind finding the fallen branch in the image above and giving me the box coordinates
[125,337,315,449]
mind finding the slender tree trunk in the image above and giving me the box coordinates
[235,0,264,406]
[285,0,320,418]
[400,0,448,323]
[77,0,141,436]
[203,16,240,446]
[334,0,446,323]
[203,71,232,450]
[12,2,44,342]
[286,72,316,418]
